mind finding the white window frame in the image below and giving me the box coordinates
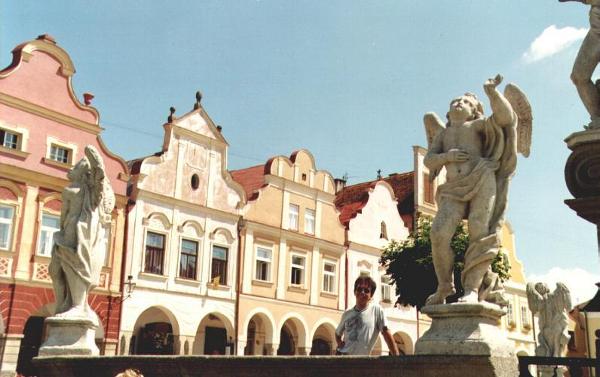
[0,204,15,251]
[179,237,199,280]
[506,301,515,327]
[38,212,60,257]
[381,275,392,303]
[290,252,306,286]
[46,137,77,166]
[304,208,315,235]
[0,123,28,154]
[143,230,168,275]
[210,243,229,286]
[520,305,531,328]
[254,245,272,282]
[322,259,336,293]
[288,204,299,231]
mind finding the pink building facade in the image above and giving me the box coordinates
[0,35,129,376]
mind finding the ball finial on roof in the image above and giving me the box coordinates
[168,107,176,123]
[194,91,203,110]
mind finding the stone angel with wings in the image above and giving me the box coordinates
[527,282,572,357]
[422,75,532,306]
[49,145,115,321]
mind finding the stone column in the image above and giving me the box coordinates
[264,343,278,355]
[297,346,311,356]
[0,334,24,377]
[236,339,247,355]
[564,129,600,252]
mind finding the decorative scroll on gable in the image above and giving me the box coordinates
[266,149,335,194]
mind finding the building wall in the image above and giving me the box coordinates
[122,108,244,356]
[0,35,129,375]
[237,150,346,356]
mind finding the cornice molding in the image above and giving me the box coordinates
[0,92,100,135]
[136,190,241,222]
[244,220,345,253]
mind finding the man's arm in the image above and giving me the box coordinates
[423,131,469,172]
[484,75,516,127]
[335,333,344,350]
[382,328,399,356]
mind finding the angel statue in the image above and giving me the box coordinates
[423,74,532,306]
[527,282,572,358]
[49,145,115,321]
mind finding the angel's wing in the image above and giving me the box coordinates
[423,112,445,150]
[526,282,542,313]
[84,145,115,215]
[504,83,532,158]
[554,282,572,312]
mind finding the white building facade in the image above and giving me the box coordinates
[121,102,245,355]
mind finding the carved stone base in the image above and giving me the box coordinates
[38,316,99,356]
[539,365,566,377]
[415,302,513,358]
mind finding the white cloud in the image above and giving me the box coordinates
[528,267,600,305]
[522,25,588,64]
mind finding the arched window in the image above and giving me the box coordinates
[380,221,388,240]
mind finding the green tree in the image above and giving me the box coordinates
[380,217,511,310]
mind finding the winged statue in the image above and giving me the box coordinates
[526,282,572,357]
[421,75,533,308]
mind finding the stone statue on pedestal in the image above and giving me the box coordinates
[39,145,114,356]
[562,0,600,129]
[415,77,531,377]
[527,282,572,358]
[423,74,531,306]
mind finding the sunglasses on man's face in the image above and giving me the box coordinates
[356,287,371,294]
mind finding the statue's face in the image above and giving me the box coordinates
[448,96,477,122]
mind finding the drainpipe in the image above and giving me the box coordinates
[235,218,245,355]
[115,200,134,354]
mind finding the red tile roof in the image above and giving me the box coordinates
[335,171,415,228]
[230,164,268,201]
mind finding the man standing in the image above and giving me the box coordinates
[335,276,399,356]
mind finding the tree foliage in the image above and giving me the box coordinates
[380,217,511,310]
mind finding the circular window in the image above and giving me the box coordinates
[191,174,200,190]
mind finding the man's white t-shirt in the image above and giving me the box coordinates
[335,303,386,355]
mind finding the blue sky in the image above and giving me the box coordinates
[2,1,599,300]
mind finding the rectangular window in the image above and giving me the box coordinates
[0,205,14,250]
[506,302,515,327]
[304,209,315,235]
[38,213,60,256]
[423,173,434,204]
[179,239,198,279]
[0,130,19,150]
[144,232,165,275]
[322,261,336,293]
[290,254,305,285]
[520,306,530,328]
[211,245,228,285]
[381,275,393,303]
[255,246,272,281]
[49,144,70,164]
[289,204,299,231]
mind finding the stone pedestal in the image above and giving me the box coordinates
[539,365,566,377]
[414,302,517,377]
[564,129,600,251]
[38,316,99,356]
